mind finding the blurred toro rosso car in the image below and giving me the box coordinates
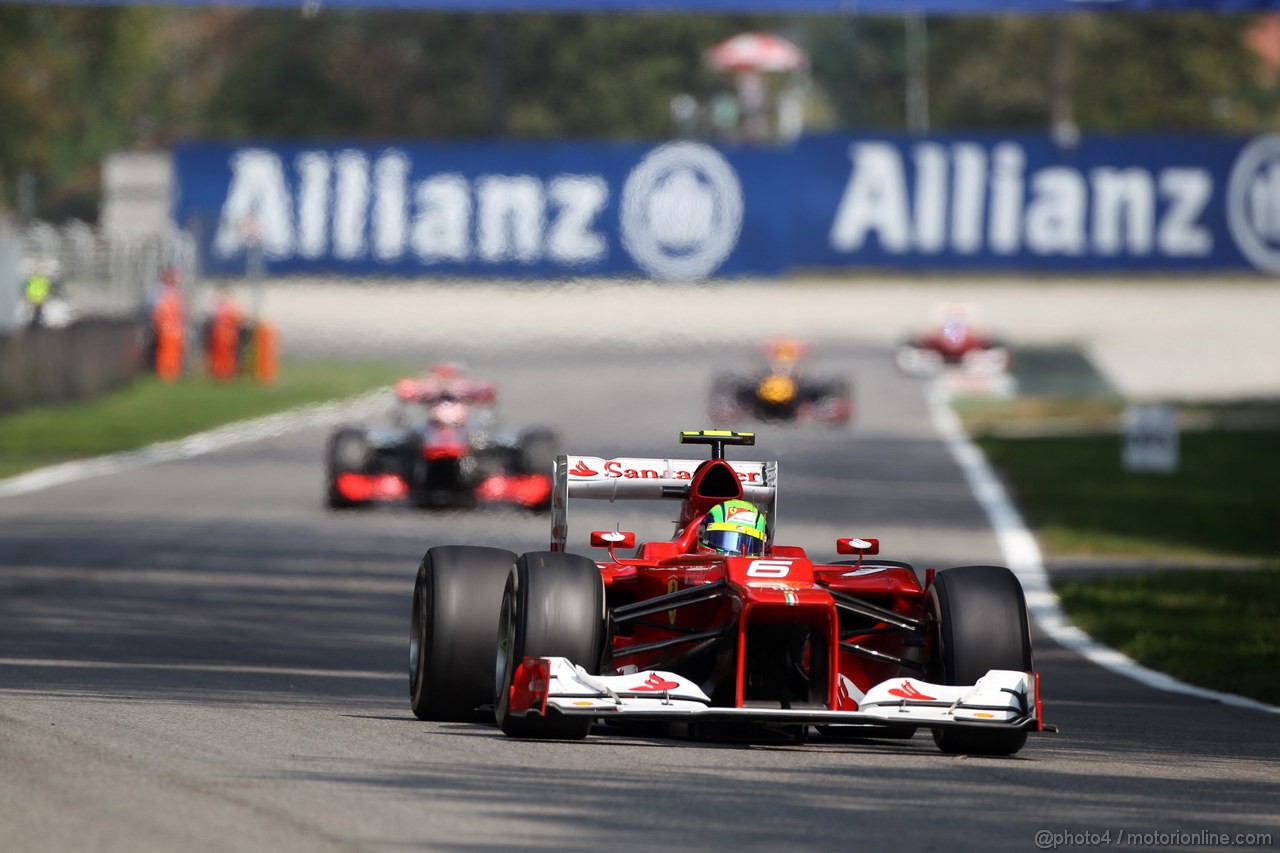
[709,339,852,427]
[326,366,558,511]
[409,430,1051,755]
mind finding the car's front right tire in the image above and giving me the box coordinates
[325,427,370,509]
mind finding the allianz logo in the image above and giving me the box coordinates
[829,141,1214,258]
[212,142,743,279]
[214,148,610,266]
[1227,134,1280,273]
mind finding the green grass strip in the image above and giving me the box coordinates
[0,360,408,479]
[976,429,1280,561]
[1055,569,1280,705]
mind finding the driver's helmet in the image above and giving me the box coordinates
[697,499,767,557]
[429,400,468,428]
[942,318,969,346]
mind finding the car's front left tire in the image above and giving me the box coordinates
[410,546,517,722]
[495,551,606,740]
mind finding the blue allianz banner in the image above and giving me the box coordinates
[176,140,788,279]
[175,133,1280,277]
[796,133,1238,272]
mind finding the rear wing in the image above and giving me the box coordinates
[394,378,497,405]
[551,454,778,552]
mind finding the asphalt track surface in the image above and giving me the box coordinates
[2,337,1278,852]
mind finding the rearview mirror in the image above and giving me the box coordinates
[590,530,636,549]
[836,537,879,555]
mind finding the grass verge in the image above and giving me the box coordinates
[961,399,1280,561]
[0,360,408,479]
[1055,568,1280,705]
[958,395,1279,705]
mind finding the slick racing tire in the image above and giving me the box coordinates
[325,427,370,510]
[927,565,1033,756]
[812,378,853,427]
[495,551,606,740]
[516,428,560,478]
[410,546,517,722]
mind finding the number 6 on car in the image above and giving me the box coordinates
[746,559,792,578]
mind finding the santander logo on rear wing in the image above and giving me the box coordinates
[551,454,778,552]
[568,455,765,483]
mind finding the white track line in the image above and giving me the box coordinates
[925,382,1280,715]
[0,388,390,500]
[0,657,399,680]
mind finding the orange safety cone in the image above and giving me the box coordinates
[253,322,279,385]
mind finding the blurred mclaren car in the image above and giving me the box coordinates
[709,339,852,426]
[325,364,558,511]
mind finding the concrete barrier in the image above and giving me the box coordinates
[0,319,144,415]
[0,223,18,335]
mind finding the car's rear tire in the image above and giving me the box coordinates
[495,551,606,740]
[410,546,517,722]
[927,565,1033,756]
[325,427,370,509]
[820,378,854,426]
[515,429,559,511]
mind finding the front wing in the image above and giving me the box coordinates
[508,657,1042,732]
[332,471,551,508]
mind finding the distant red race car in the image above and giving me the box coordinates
[896,313,1011,377]
[409,430,1050,755]
[709,338,852,427]
[325,365,557,511]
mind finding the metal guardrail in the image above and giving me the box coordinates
[0,221,199,412]
[0,224,17,334]
[16,220,199,325]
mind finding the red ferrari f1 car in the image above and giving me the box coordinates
[895,309,1011,377]
[409,430,1048,755]
[326,365,557,511]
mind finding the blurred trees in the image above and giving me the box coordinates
[1069,15,1274,130]
[0,6,176,218]
[810,15,1273,133]
[1,7,1277,219]
[191,12,774,139]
